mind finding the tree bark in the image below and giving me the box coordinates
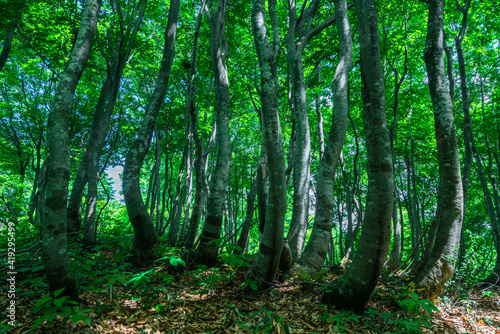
[42,0,100,301]
[386,37,408,271]
[193,0,232,266]
[295,0,353,270]
[413,0,464,300]
[123,0,180,253]
[321,0,393,311]
[181,1,208,261]
[286,0,337,259]
[234,178,257,255]
[247,0,288,290]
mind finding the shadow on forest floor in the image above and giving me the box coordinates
[1,241,500,334]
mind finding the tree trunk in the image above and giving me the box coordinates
[321,0,393,311]
[42,0,100,301]
[193,0,232,266]
[181,1,208,261]
[413,0,464,300]
[234,178,257,255]
[246,0,287,290]
[123,0,180,253]
[386,38,408,271]
[286,0,336,259]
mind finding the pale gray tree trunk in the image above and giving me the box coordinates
[413,0,464,299]
[43,0,100,301]
[246,0,287,289]
[298,0,352,273]
[193,0,232,266]
[123,0,180,253]
[453,0,472,268]
[386,39,408,272]
[181,1,208,261]
[286,0,337,259]
[321,0,394,311]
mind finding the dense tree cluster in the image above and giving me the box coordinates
[1,0,499,312]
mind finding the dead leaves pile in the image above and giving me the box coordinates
[1,259,500,334]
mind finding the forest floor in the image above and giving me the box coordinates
[1,241,500,334]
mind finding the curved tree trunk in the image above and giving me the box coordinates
[321,0,394,312]
[193,0,232,266]
[181,1,208,261]
[123,0,180,253]
[246,0,287,290]
[43,0,100,301]
[412,0,464,300]
[298,0,352,273]
[286,0,337,259]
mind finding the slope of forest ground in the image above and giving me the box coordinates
[1,237,500,334]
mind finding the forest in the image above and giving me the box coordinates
[0,0,499,332]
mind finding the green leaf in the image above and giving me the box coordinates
[35,295,52,310]
[54,297,68,307]
[30,317,46,330]
[169,257,186,267]
[53,288,65,298]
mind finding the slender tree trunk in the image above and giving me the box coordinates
[181,1,208,261]
[123,0,180,253]
[450,1,500,283]
[321,0,393,311]
[193,0,232,266]
[286,0,336,259]
[247,0,287,290]
[83,71,121,246]
[256,119,268,235]
[235,178,257,255]
[386,38,408,271]
[42,0,100,301]
[413,0,464,299]
[167,119,192,245]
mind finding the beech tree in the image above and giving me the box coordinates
[193,0,232,266]
[321,0,394,311]
[411,0,464,299]
[42,0,100,301]
[246,0,288,290]
[285,0,337,259]
[298,0,352,273]
[122,0,180,253]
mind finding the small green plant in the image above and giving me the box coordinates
[242,278,258,291]
[31,288,92,330]
[220,251,248,281]
[394,292,438,333]
[128,256,185,287]
[319,309,360,333]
